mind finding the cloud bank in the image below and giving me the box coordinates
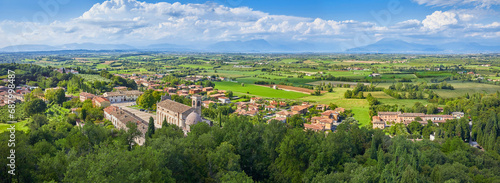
[0,0,499,49]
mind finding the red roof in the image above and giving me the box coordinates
[104,106,119,114]
[334,107,345,113]
[304,123,325,131]
[94,97,109,103]
[80,92,96,98]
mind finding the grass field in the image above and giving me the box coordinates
[308,81,369,86]
[203,70,249,78]
[109,68,153,74]
[179,64,215,69]
[280,58,299,63]
[302,88,371,127]
[323,70,372,77]
[214,81,309,99]
[435,82,500,98]
[0,120,29,133]
[365,91,394,99]
[415,71,454,78]
[378,98,430,106]
[79,74,112,82]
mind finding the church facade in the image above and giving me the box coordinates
[156,95,203,132]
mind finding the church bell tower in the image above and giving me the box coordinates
[191,95,202,114]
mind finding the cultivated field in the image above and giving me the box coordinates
[261,85,327,94]
[435,82,500,98]
[79,74,112,82]
[214,81,309,99]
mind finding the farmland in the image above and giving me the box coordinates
[79,74,112,82]
[0,120,29,133]
[9,52,500,128]
[434,82,500,98]
[214,81,309,99]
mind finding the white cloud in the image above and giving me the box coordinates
[0,0,499,48]
[422,11,458,30]
[413,0,500,7]
[393,19,421,29]
[458,13,475,21]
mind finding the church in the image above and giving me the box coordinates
[155,94,205,133]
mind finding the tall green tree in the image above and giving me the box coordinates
[122,122,142,150]
[24,98,47,116]
[45,88,66,105]
[136,89,162,110]
[146,116,155,138]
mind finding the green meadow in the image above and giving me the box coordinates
[0,120,29,133]
[435,82,500,98]
[214,81,309,99]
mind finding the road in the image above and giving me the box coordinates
[111,102,156,122]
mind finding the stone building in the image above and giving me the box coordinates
[104,106,147,145]
[156,95,207,133]
[92,97,110,108]
[373,111,455,129]
[79,92,96,102]
[372,116,385,129]
[103,90,143,103]
[378,112,401,122]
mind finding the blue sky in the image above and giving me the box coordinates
[0,0,499,49]
[0,0,438,22]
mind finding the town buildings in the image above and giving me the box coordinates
[304,107,344,131]
[92,97,110,108]
[291,104,313,114]
[451,112,465,119]
[218,97,231,104]
[114,86,128,91]
[103,90,143,103]
[104,106,147,146]
[373,111,457,129]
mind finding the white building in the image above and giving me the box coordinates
[103,90,143,103]
[219,97,231,104]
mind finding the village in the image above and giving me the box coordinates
[2,0,500,181]
[0,69,470,146]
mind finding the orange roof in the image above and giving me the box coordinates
[334,107,345,113]
[304,123,325,131]
[80,92,96,98]
[276,110,299,116]
[321,110,336,116]
[94,97,109,103]
[291,105,309,111]
[104,106,119,114]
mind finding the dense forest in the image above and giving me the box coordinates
[1,113,499,182]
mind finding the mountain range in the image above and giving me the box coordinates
[1,39,499,53]
[346,39,500,53]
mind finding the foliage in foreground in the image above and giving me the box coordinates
[0,114,499,183]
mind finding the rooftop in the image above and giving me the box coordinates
[157,99,194,114]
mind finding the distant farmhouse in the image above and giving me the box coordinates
[103,90,143,103]
[373,112,458,129]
